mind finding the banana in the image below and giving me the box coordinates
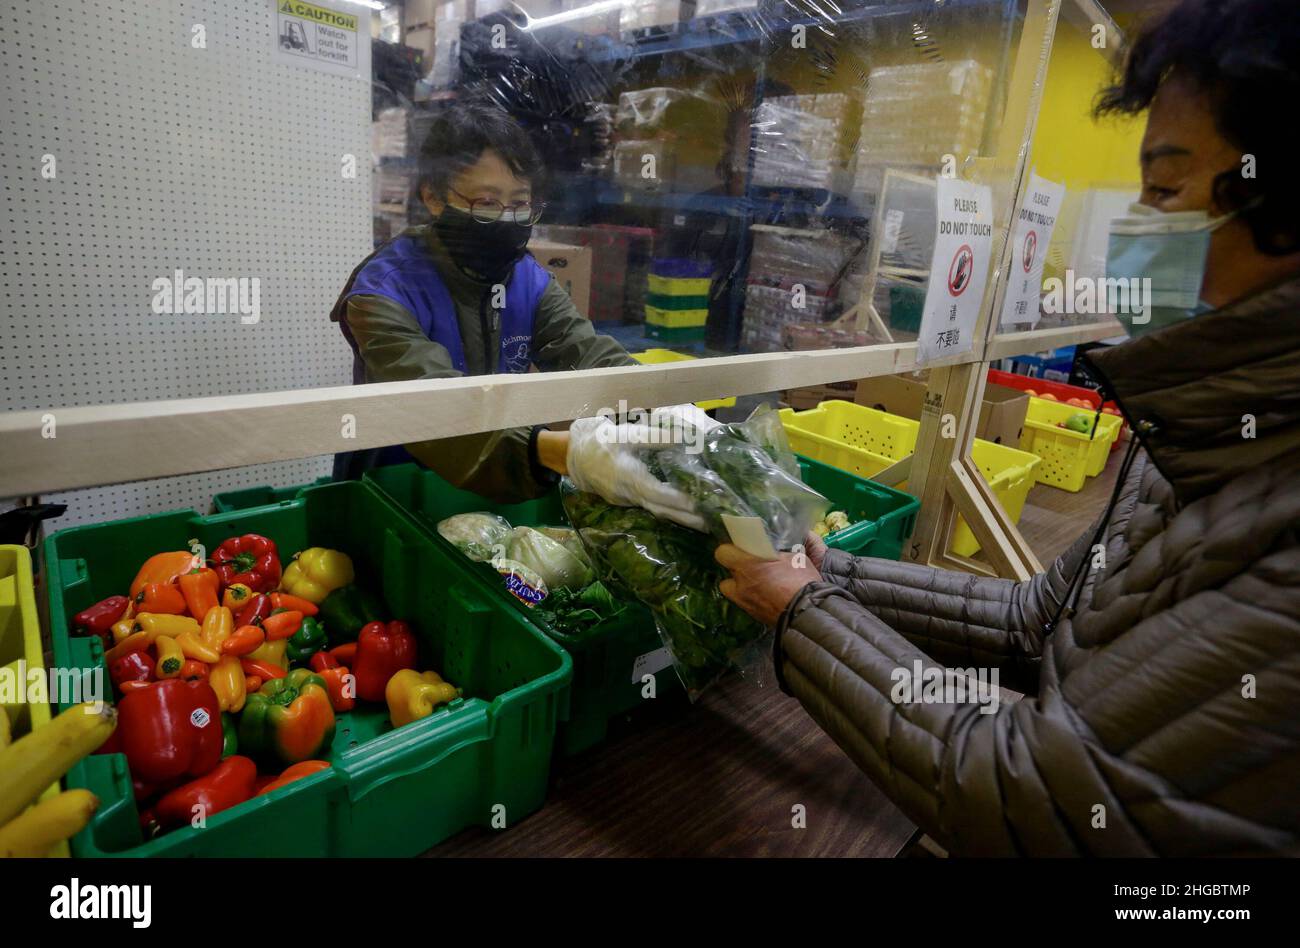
[0,789,99,858]
[0,702,116,828]
[0,708,11,749]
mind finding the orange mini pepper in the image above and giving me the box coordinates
[178,568,220,619]
[221,624,265,656]
[329,643,357,666]
[270,592,319,617]
[130,551,197,599]
[240,657,286,681]
[244,674,264,694]
[256,760,331,796]
[179,659,209,681]
[135,582,187,615]
[261,610,303,642]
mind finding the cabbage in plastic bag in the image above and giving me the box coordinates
[506,526,593,592]
[437,511,512,562]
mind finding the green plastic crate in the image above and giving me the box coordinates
[365,458,917,753]
[645,323,706,343]
[45,480,571,857]
[211,476,333,512]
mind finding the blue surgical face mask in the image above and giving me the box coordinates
[1105,202,1234,337]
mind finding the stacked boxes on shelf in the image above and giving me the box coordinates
[741,227,860,352]
[851,60,994,193]
[752,93,860,192]
[532,224,656,323]
[646,260,711,342]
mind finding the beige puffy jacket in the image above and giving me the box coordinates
[775,275,1300,856]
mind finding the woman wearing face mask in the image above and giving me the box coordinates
[716,0,1300,855]
[330,101,638,499]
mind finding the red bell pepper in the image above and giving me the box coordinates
[234,592,273,629]
[309,651,339,672]
[352,620,418,702]
[118,678,223,785]
[211,534,281,593]
[109,650,155,692]
[72,596,130,645]
[155,755,258,828]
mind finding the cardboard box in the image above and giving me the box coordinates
[854,372,1029,447]
[529,239,592,317]
[783,383,857,412]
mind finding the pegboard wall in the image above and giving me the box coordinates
[1,0,373,527]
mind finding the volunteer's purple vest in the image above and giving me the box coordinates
[335,233,551,382]
[330,233,550,474]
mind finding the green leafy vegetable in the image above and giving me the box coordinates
[536,580,621,639]
[563,485,765,699]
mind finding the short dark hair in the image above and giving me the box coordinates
[1094,0,1300,255]
[417,99,544,197]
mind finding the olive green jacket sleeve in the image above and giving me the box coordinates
[345,279,632,502]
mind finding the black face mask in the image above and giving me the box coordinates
[434,205,532,282]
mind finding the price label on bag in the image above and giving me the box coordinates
[631,647,673,683]
[1001,172,1066,327]
[916,177,994,366]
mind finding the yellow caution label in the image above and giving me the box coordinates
[278,0,357,32]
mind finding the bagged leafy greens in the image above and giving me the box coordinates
[535,580,619,640]
[642,404,828,551]
[506,525,594,591]
[563,484,766,699]
[437,512,512,562]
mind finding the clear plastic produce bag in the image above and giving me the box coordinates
[436,512,512,562]
[562,483,767,700]
[643,404,829,552]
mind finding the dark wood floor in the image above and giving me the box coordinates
[427,446,1125,857]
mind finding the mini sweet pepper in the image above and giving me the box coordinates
[130,551,197,599]
[155,755,257,829]
[353,620,418,702]
[279,548,354,604]
[72,596,130,646]
[238,668,336,766]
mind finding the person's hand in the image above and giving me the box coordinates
[716,543,823,627]
[801,530,829,572]
[566,415,705,530]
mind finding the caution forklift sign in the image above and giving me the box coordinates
[271,0,369,79]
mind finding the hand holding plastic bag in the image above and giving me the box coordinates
[566,414,706,531]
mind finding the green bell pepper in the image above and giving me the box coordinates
[221,711,238,758]
[318,584,386,644]
[286,615,328,665]
[238,668,336,766]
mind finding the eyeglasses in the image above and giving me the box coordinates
[446,187,545,225]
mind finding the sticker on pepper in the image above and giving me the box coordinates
[190,708,211,729]
[493,558,548,608]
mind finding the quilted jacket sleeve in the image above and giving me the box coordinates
[813,526,1092,690]
[776,525,1300,855]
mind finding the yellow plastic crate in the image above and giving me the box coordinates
[648,274,711,296]
[644,303,707,328]
[779,402,1041,558]
[0,544,69,857]
[630,349,736,411]
[1020,398,1123,492]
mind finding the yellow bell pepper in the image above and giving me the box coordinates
[200,605,233,653]
[279,548,354,605]
[209,654,247,713]
[385,669,459,728]
[248,637,289,671]
[155,635,185,679]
